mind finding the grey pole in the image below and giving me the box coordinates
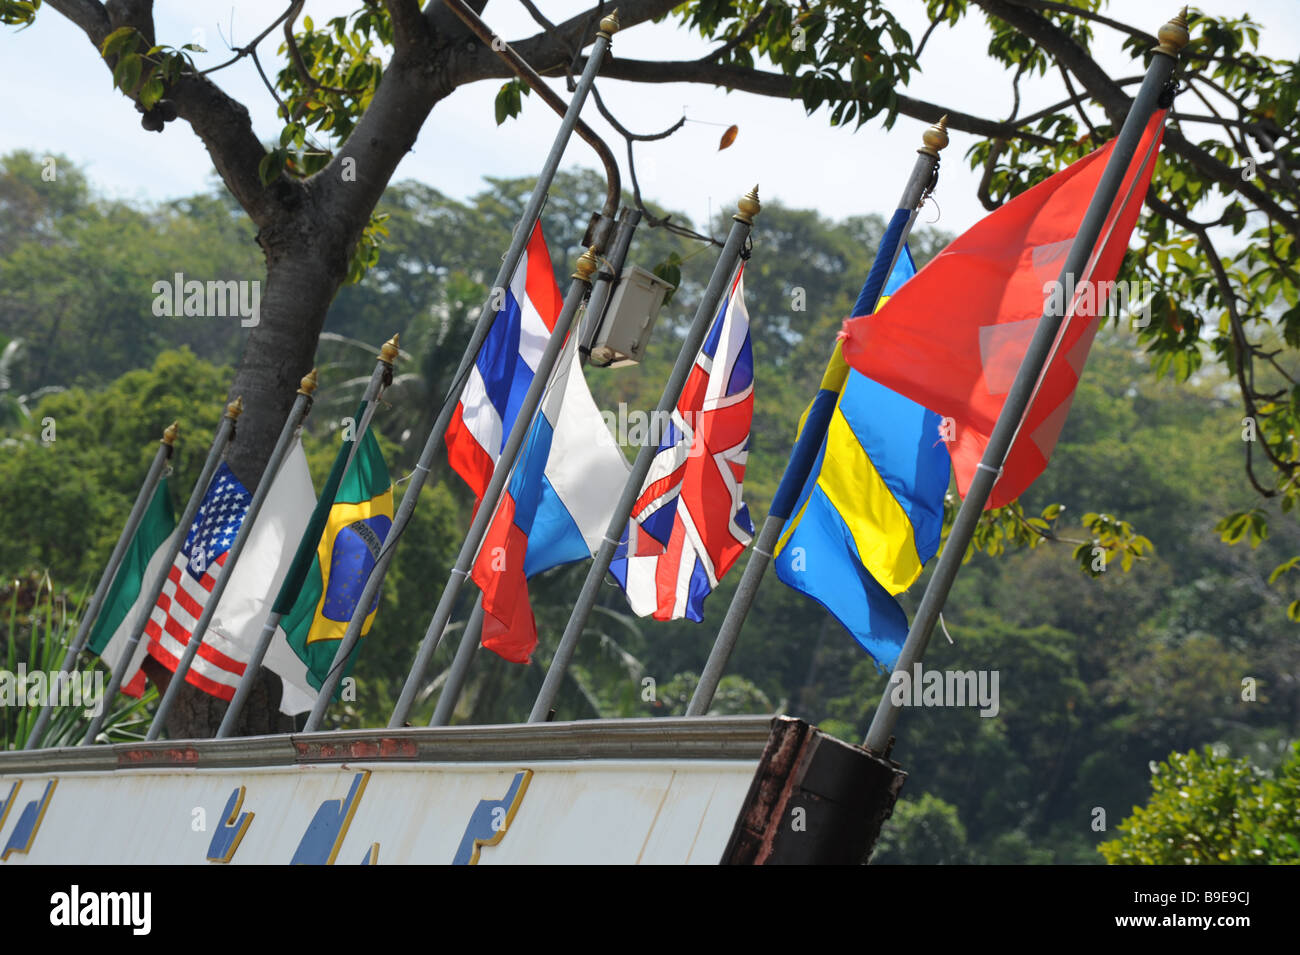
[82,397,244,744]
[320,248,599,732]
[863,12,1187,755]
[216,339,399,738]
[24,422,178,749]
[686,121,950,717]
[289,22,620,734]
[579,207,642,368]
[145,373,319,740]
[430,597,485,726]
[528,188,762,723]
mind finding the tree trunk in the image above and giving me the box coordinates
[151,208,353,741]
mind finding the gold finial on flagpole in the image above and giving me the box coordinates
[919,114,950,158]
[734,185,761,224]
[573,247,600,282]
[380,333,400,365]
[1153,7,1190,57]
[598,9,620,39]
[161,421,180,446]
[224,396,244,420]
[298,368,319,396]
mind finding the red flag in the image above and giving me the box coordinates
[841,111,1166,509]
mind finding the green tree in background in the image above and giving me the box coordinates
[1100,743,1300,864]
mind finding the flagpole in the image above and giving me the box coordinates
[290,17,621,733]
[686,120,950,717]
[328,247,597,731]
[429,597,485,726]
[24,422,179,749]
[527,187,762,723]
[144,371,318,740]
[215,337,399,738]
[863,9,1188,755]
[82,397,244,745]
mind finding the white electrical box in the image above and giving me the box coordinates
[588,265,674,367]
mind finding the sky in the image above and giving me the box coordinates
[0,1,1296,237]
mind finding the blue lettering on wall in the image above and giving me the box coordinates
[291,771,371,865]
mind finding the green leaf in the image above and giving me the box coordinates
[99,26,138,58]
[138,74,164,110]
[258,148,287,185]
[494,80,525,126]
[113,53,142,93]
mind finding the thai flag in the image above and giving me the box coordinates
[138,463,254,700]
[470,327,632,663]
[445,222,564,502]
[610,264,755,621]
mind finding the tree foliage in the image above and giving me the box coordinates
[1100,743,1300,864]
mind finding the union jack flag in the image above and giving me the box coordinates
[610,264,754,621]
[133,463,254,700]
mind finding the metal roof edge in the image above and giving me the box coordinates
[0,715,780,775]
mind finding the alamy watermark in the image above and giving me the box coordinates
[0,664,105,717]
[888,663,1000,717]
[1042,276,1152,328]
[151,272,261,327]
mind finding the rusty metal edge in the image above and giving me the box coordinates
[0,715,775,775]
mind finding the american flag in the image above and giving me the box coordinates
[610,264,755,621]
[133,463,253,700]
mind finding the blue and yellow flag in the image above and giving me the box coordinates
[773,248,951,668]
[277,423,393,694]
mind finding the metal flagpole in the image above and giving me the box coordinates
[686,120,950,717]
[337,247,598,731]
[145,371,319,739]
[863,9,1189,755]
[429,597,485,726]
[420,207,643,729]
[24,422,179,749]
[290,18,621,732]
[216,338,399,738]
[82,397,244,744]
[528,187,762,723]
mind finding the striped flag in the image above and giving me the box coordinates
[445,221,563,503]
[470,331,631,663]
[100,444,318,712]
[610,264,755,621]
[774,248,950,667]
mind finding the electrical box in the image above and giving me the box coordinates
[587,266,674,367]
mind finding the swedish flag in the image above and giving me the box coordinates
[275,413,394,694]
[773,247,951,668]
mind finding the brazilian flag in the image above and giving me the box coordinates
[276,409,393,695]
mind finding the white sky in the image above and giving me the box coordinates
[1,1,1296,234]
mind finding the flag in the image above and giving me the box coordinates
[97,442,319,713]
[278,428,394,695]
[841,111,1167,509]
[86,479,175,657]
[774,248,951,668]
[610,264,755,621]
[470,332,632,663]
[445,222,564,504]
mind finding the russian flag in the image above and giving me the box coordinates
[445,222,564,502]
[470,331,631,663]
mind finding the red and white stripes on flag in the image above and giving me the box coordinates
[445,222,563,503]
[104,443,319,714]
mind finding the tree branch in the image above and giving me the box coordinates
[384,0,429,48]
[45,0,286,229]
[44,0,109,41]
